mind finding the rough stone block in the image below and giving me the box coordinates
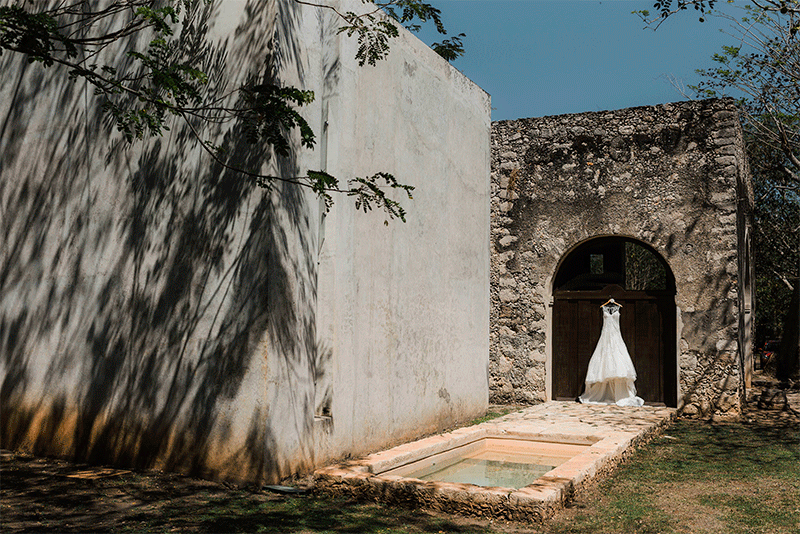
[499,235,518,248]
[499,289,519,303]
[713,136,735,146]
[712,127,737,139]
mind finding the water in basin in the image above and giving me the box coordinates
[411,457,554,489]
[387,438,589,489]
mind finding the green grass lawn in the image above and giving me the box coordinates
[3,413,798,533]
[547,416,800,534]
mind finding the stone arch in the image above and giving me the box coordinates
[550,236,677,406]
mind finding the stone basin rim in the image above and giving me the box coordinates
[359,427,606,474]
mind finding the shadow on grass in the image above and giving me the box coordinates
[6,414,798,534]
[631,415,800,482]
[1,453,492,534]
[549,414,800,534]
[158,495,486,534]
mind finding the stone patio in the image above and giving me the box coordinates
[314,401,676,521]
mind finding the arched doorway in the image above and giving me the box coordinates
[551,237,677,406]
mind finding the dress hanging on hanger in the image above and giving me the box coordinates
[579,299,644,407]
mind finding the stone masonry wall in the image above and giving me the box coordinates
[490,99,753,416]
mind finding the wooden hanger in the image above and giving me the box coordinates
[600,298,622,308]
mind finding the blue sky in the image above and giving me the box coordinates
[415,0,742,120]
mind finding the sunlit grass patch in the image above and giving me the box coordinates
[548,417,799,534]
[698,493,799,534]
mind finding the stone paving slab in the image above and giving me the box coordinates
[314,401,676,521]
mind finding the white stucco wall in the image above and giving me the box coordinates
[312,4,491,464]
[0,0,489,482]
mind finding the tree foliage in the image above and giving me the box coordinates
[688,3,800,345]
[689,4,800,186]
[327,0,464,65]
[635,0,800,26]
[636,1,800,349]
[748,128,799,345]
[0,0,463,221]
[625,241,667,291]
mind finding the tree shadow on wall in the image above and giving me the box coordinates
[677,263,743,415]
[0,0,325,483]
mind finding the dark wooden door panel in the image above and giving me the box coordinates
[576,301,602,397]
[553,300,577,399]
[620,301,637,373]
[632,300,661,402]
[553,286,676,406]
[659,298,678,405]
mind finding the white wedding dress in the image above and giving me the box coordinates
[579,303,644,407]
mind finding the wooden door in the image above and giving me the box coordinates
[552,284,676,406]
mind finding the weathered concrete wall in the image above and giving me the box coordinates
[490,99,753,415]
[0,0,490,483]
[312,2,491,465]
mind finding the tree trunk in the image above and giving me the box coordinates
[777,284,800,382]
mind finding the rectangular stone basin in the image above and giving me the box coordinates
[315,429,609,521]
[381,437,590,489]
[314,402,676,522]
